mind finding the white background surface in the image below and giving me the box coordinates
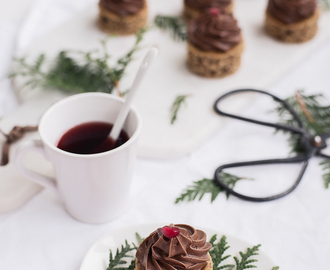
[1,0,330,270]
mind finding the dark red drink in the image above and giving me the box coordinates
[57,121,129,154]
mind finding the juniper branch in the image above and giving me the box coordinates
[170,94,191,124]
[107,240,137,270]
[319,0,330,10]
[154,15,187,41]
[209,235,234,270]
[9,29,147,95]
[234,244,260,270]
[320,160,330,188]
[175,173,250,203]
[175,178,222,203]
[135,232,145,245]
[274,90,330,188]
[111,27,148,83]
[274,91,330,142]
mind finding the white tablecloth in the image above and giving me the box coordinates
[1,1,330,269]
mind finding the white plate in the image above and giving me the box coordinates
[79,223,277,270]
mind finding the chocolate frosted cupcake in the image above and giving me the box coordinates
[187,8,244,78]
[98,0,148,35]
[265,0,319,43]
[184,0,233,21]
[135,224,213,270]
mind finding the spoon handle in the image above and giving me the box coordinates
[109,47,159,141]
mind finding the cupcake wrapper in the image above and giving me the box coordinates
[183,2,234,22]
[98,3,148,35]
[187,40,244,78]
[265,9,319,43]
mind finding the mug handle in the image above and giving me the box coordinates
[15,140,59,195]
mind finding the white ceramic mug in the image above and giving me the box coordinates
[15,93,141,224]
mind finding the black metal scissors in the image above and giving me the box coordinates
[213,89,330,202]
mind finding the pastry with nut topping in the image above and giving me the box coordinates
[187,8,244,78]
[265,0,319,43]
[135,224,213,270]
[97,0,148,35]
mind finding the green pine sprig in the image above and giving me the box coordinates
[170,94,191,124]
[127,259,136,270]
[221,172,252,198]
[135,232,145,245]
[320,160,330,188]
[107,240,137,270]
[9,28,147,96]
[272,267,280,270]
[274,90,330,188]
[274,91,330,139]
[234,244,260,270]
[154,15,187,42]
[111,27,148,84]
[175,178,222,203]
[175,172,250,203]
[210,235,234,270]
[319,0,330,10]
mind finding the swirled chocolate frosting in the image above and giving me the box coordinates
[185,0,231,11]
[188,10,241,52]
[267,0,317,24]
[99,0,145,17]
[136,224,212,270]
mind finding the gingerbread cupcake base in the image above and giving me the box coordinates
[183,2,234,22]
[187,40,244,78]
[134,254,214,270]
[97,3,148,35]
[265,9,319,43]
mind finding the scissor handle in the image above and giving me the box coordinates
[214,155,310,202]
[214,89,305,135]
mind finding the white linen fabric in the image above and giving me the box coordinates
[1,0,330,270]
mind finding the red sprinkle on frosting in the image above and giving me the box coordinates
[161,226,181,239]
[209,7,220,16]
